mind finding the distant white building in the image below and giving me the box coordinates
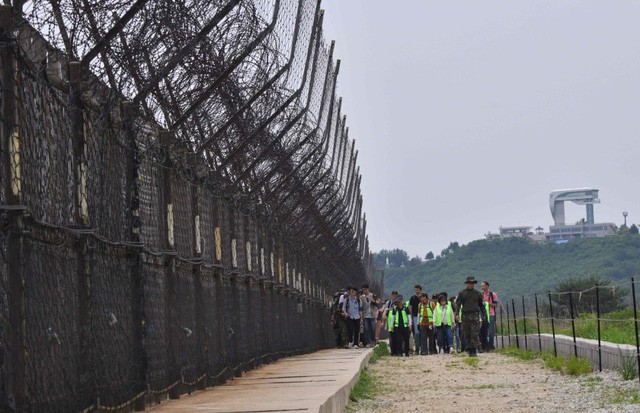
[485,226,533,240]
[547,223,616,241]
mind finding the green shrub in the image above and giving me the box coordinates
[618,346,639,381]
[565,356,592,375]
[544,355,565,371]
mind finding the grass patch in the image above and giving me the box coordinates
[518,350,538,360]
[618,346,639,381]
[607,388,640,405]
[540,350,565,371]
[499,345,592,375]
[445,361,461,368]
[497,345,537,361]
[463,357,479,367]
[349,368,376,402]
[369,342,390,364]
[497,345,522,357]
[565,356,593,376]
[583,376,603,383]
[543,355,565,371]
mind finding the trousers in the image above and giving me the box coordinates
[461,313,481,352]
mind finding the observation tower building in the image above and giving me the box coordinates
[548,188,615,241]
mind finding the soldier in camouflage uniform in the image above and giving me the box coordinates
[455,276,486,357]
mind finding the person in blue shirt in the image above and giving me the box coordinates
[341,286,363,348]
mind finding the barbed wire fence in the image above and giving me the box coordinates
[0,1,382,411]
[496,277,640,381]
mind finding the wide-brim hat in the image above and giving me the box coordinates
[464,276,478,284]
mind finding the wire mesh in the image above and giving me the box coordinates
[0,1,378,410]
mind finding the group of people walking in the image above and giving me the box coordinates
[331,284,381,348]
[331,277,500,357]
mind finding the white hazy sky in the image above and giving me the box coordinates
[320,0,640,258]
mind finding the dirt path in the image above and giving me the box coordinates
[348,351,640,413]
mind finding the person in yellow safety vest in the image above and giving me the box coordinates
[432,295,454,354]
[418,293,434,355]
[389,296,412,357]
[479,300,491,352]
[382,290,398,355]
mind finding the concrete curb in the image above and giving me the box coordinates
[318,348,374,413]
[497,333,637,371]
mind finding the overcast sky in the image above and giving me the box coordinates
[320,1,640,258]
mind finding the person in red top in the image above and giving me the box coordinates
[480,280,499,352]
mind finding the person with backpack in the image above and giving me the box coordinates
[342,286,363,348]
[382,291,398,353]
[360,284,376,347]
[330,292,348,347]
[480,280,500,352]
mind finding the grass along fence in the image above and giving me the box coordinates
[495,277,640,380]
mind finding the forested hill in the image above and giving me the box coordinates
[382,236,640,301]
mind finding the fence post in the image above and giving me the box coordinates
[511,299,519,349]
[1,8,27,409]
[499,304,504,349]
[595,283,602,372]
[631,277,640,382]
[160,131,180,399]
[534,293,542,353]
[506,301,511,346]
[568,290,577,358]
[521,295,528,351]
[548,291,557,357]
[69,60,97,407]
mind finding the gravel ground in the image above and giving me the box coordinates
[347,351,640,413]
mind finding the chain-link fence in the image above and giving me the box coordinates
[0,1,380,411]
